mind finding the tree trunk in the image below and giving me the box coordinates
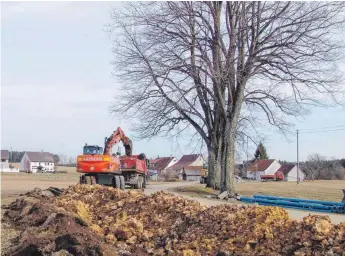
[220,140,227,192]
[225,124,237,196]
[206,146,216,188]
[214,151,221,190]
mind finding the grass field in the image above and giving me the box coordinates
[174,180,345,202]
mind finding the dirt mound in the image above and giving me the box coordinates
[2,185,345,256]
[2,187,116,256]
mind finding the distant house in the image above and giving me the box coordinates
[149,157,177,174]
[247,159,281,181]
[1,150,10,171]
[167,154,205,181]
[277,164,305,182]
[20,152,55,173]
[1,150,19,173]
[1,150,9,163]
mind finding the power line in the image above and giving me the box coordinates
[298,124,345,132]
[299,127,345,134]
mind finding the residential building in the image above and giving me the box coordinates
[246,159,281,181]
[1,150,10,171]
[277,164,305,182]
[167,154,205,181]
[1,149,19,172]
[149,157,177,174]
[1,150,9,163]
[20,152,55,173]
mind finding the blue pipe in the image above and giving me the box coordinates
[240,197,345,214]
[253,194,344,207]
[248,198,331,210]
[257,202,336,213]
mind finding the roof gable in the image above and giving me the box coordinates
[25,152,54,163]
[167,154,201,171]
[1,150,9,160]
[150,157,175,171]
[277,164,295,175]
[248,159,275,172]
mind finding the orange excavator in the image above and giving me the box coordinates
[76,127,148,190]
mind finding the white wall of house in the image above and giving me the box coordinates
[166,158,178,169]
[31,162,55,172]
[246,171,256,179]
[20,154,54,172]
[0,163,19,173]
[189,155,204,167]
[265,160,281,175]
[184,169,202,182]
[0,162,9,169]
[285,166,305,181]
[20,153,30,171]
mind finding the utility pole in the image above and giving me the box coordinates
[297,129,299,184]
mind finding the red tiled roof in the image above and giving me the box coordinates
[248,159,275,172]
[167,154,201,171]
[26,152,54,163]
[1,150,9,160]
[150,157,175,171]
[277,164,295,175]
[184,166,203,171]
[149,158,161,164]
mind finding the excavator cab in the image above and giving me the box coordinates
[83,144,103,155]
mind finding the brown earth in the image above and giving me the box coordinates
[2,185,345,256]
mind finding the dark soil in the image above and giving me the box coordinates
[1,188,117,256]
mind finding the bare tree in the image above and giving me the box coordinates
[58,154,68,166]
[109,2,345,195]
[303,154,345,180]
[303,153,326,180]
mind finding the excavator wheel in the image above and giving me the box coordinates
[134,176,142,189]
[142,176,147,188]
[119,176,125,190]
[113,176,121,189]
[139,176,143,189]
[79,175,86,184]
[85,176,92,185]
[91,176,97,185]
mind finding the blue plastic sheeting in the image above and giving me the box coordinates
[240,196,345,214]
[253,194,345,207]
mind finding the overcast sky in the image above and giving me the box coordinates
[1,1,345,162]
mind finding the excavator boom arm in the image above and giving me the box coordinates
[103,127,132,156]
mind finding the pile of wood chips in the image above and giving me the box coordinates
[53,185,345,256]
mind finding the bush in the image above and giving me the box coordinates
[160,170,180,182]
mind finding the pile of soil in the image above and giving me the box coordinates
[2,185,345,256]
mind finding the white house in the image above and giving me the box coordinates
[277,164,305,182]
[247,159,281,181]
[20,152,55,173]
[167,154,205,181]
[1,149,19,173]
[1,150,9,164]
[149,157,178,174]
